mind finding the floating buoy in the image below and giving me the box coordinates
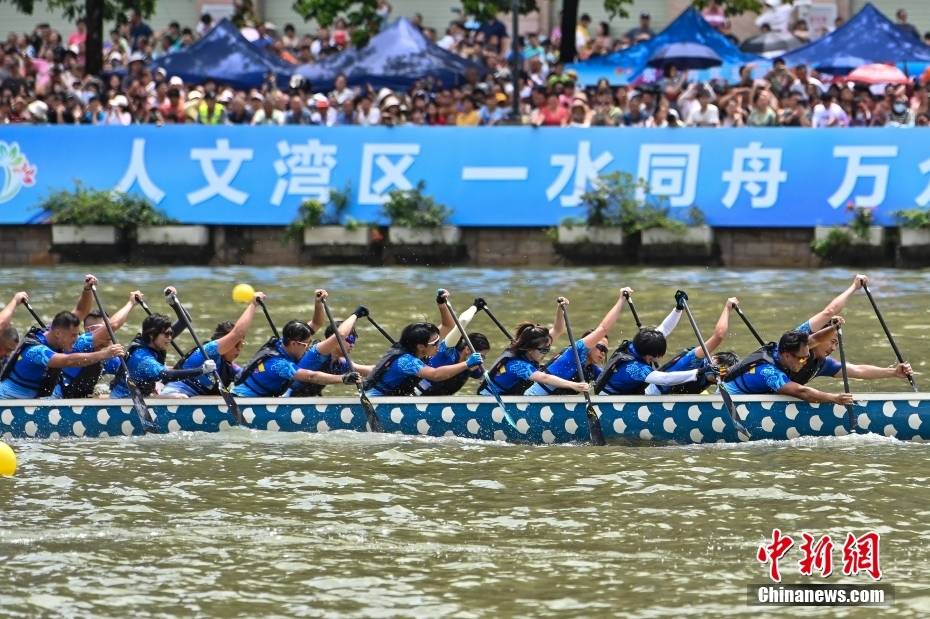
[0,442,16,477]
[232,283,255,304]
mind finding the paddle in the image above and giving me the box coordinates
[318,295,383,433]
[732,303,766,347]
[135,295,186,358]
[90,286,156,434]
[623,290,644,329]
[256,298,280,340]
[862,282,918,392]
[557,300,606,446]
[22,300,46,329]
[473,298,514,343]
[834,322,857,431]
[445,298,518,432]
[678,291,751,441]
[365,315,397,345]
[164,290,242,425]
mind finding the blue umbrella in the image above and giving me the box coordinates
[647,42,723,70]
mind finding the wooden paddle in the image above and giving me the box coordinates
[678,291,751,441]
[732,303,767,347]
[22,300,46,329]
[318,295,383,432]
[135,295,185,357]
[365,315,397,345]
[473,298,514,343]
[834,323,857,430]
[164,290,243,425]
[862,282,918,392]
[256,298,280,340]
[445,298,518,432]
[557,300,606,446]
[90,286,156,434]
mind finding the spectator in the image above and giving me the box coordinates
[566,95,592,127]
[626,13,655,40]
[887,93,916,127]
[479,92,509,125]
[196,13,214,37]
[720,98,746,127]
[195,90,225,124]
[128,9,153,50]
[811,92,848,128]
[779,93,811,127]
[702,0,728,30]
[355,94,381,126]
[686,87,720,127]
[250,94,283,125]
[68,19,86,49]
[456,96,480,126]
[896,9,921,40]
[747,90,778,126]
[532,92,568,126]
[576,13,593,49]
[104,94,131,125]
[283,94,312,124]
[755,0,794,34]
[225,95,253,125]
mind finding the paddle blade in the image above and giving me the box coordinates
[719,387,751,441]
[586,403,606,446]
[128,385,156,434]
[218,387,243,425]
[359,391,384,432]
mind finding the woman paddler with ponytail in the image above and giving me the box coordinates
[364,289,484,397]
[478,297,588,396]
[159,289,267,398]
[524,288,632,395]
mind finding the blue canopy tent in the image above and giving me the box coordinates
[296,18,485,91]
[780,3,930,75]
[567,7,766,87]
[151,19,296,89]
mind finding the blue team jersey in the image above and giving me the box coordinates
[418,342,480,393]
[231,343,298,397]
[600,343,653,395]
[161,340,221,396]
[479,356,537,395]
[112,346,166,398]
[722,350,792,395]
[367,353,425,397]
[525,339,601,395]
[652,349,704,395]
[0,330,56,399]
[790,321,843,379]
[52,332,121,398]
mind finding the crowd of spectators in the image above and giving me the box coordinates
[1,1,929,128]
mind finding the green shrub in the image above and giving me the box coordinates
[285,184,355,242]
[381,181,452,228]
[577,171,694,235]
[895,208,930,229]
[42,182,176,226]
[811,228,853,257]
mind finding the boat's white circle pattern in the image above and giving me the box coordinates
[516,418,530,434]
[761,416,775,432]
[243,408,256,424]
[833,404,847,419]
[637,406,650,422]
[539,406,553,422]
[884,424,897,437]
[613,418,626,434]
[73,421,85,437]
[24,421,36,437]
[99,431,108,438]
[48,409,61,425]
[121,420,134,436]
[441,407,454,423]
[491,407,504,423]
[761,401,773,410]
[192,408,205,425]
[267,420,280,432]
[167,405,178,413]
[494,430,506,441]
[909,414,922,430]
[0,409,13,425]
[466,403,479,412]
[809,415,823,432]
[883,401,896,417]
[640,429,652,440]
[662,402,674,411]
[315,404,327,413]
[340,408,353,424]
[564,418,578,435]
[267,405,277,413]
[663,417,676,433]
[711,417,725,433]
[834,425,848,436]
[690,428,703,442]
[390,407,403,424]
[515,403,527,412]
[290,408,304,425]
[49,431,59,440]
[687,405,701,421]
[785,404,798,420]
[737,405,750,421]
[316,420,330,433]
[466,419,480,434]
[218,420,231,431]
[167,420,181,433]
[858,413,870,429]
[416,419,430,435]
[786,427,800,439]
[541,430,555,444]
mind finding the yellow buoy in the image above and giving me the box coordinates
[232,283,255,304]
[0,442,16,477]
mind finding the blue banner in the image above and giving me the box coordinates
[1,126,928,227]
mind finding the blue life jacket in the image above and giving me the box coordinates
[174,344,235,396]
[0,327,61,397]
[533,343,600,395]
[234,338,293,397]
[722,343,779,394]
[478,350,539,396]
[593,340,647,395]
[363,344,422,396]
[119,336,166,396]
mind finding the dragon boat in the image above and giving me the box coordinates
[1,394,929,444]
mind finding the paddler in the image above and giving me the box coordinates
[721,329,854,405]
[159,289,267,398]
[417,296,490,396]
[365,290,484,397]
[231,303,361,398]
[645,297,741,395]
[0,291,28,368]
[53,290,146,398]
[594,292,715,395]
[0,310,124,399]
[478,297,588,396]
[524,287,632,396]
[287,306,374,397]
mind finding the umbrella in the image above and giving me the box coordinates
[846,63,911,85]
[740,32,805,58]
[646,42,722,70]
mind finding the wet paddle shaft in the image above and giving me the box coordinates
[862,283,918,392]
[557,300,606,446]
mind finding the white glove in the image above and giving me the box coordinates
[201,359,217,375]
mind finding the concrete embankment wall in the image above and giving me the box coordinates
[0,225,916,268]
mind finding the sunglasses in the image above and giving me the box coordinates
[427,338,441,347]
[595,344,609,354]
[345,334,357,345]
[160,329,173,337]
[536,346,551,354]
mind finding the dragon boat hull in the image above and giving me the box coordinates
[1,394,928,444]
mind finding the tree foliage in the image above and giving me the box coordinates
[292,0,382,46]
